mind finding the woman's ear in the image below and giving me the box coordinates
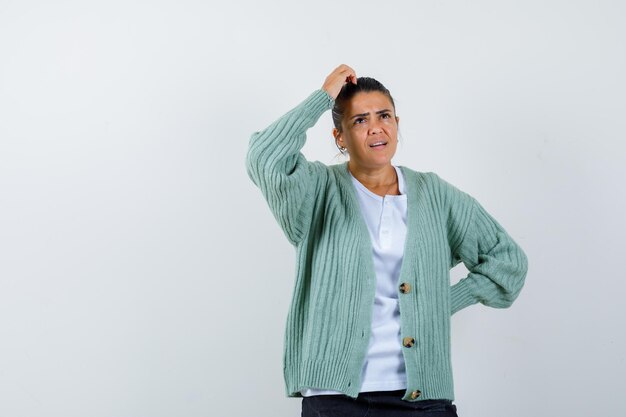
[333,128,343,146]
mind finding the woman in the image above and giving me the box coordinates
[246,64,528,417]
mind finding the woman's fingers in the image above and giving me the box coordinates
[322,64,357,99]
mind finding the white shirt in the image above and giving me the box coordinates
[301,165,408,396]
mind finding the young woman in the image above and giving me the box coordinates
[246,64,528,417]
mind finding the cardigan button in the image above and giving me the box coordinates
[399,282,411,294]
[410,390,422,399]
[402,337,415,348]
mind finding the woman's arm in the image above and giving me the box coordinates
[437,174,529,314]
[246,65,357,245]
[246,89,333,245]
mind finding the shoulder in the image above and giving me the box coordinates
[399,167,475,208]
[397,167,451,192]
[424,170,472,199]
[397,166,429,184]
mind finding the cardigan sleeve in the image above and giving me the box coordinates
[436,174,529,314]
[246,89,334,245]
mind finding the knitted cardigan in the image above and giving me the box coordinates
[246,89,528,401]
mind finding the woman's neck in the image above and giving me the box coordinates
[348,162,399,196]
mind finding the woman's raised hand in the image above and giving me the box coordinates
[322,64,357,99]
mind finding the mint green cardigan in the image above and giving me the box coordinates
[246,89,528,401]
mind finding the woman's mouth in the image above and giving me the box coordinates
[369,141,388,149]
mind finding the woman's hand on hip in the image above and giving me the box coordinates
[322,64,357,99]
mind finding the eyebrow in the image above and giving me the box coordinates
[349,109,392,120]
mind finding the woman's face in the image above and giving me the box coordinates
[334,91,399,171]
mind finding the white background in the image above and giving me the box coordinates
[1,1,624,416]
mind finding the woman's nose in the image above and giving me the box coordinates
[369,122,383,134]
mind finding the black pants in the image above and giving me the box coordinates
[301,390,458,417]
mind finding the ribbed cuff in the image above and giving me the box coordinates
[300,89,335,122]
[450,278,477,314]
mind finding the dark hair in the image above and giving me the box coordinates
[331,77,396,132]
